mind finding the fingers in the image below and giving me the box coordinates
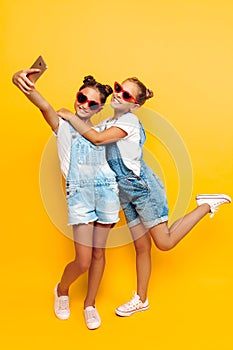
[57,108,72,121]
[57,108,71,117]
[57,108,67,116]
[57,110,67,119]
[13,69,40,94]
[18,76,34,94]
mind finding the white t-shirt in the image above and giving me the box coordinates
[55,118,72,178]
[100,112,142,176]
[54,117,101,179]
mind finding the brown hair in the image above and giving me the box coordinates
[79,75,113,104]
[123,77,154,105]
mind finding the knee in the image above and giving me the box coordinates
[74,257,92,273]
[92,248,105,261]
[154,240,175,251]
[134,239,152,255]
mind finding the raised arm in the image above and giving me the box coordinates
[57,108,127,145]
[12,69,59,132]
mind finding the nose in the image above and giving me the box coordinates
[114,91,122,100]
[80,101,89,109]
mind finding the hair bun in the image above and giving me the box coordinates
[83,75,96,85]
[146,89,154,99]
[79,76,113,104]
[103,84,113,97]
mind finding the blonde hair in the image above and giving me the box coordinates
[123,77,154,105]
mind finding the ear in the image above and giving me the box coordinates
[130,103,140,111]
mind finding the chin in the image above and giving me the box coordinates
[76,111,90,119]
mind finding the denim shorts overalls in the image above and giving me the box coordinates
[106,121,168,229]
[66,124,120,225]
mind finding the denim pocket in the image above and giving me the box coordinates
[118,175,149,196]
[151,173,165,190]
[125,175,149,191]
[108,182,119,195]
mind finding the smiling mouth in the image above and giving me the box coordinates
[113,96,121,104]
[78,106,89,113]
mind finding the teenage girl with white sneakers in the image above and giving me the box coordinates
[57,77,231,317]
[12,69,120,329]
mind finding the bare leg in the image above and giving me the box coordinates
[130,224,152,303]
[84,223,111,308]
[150,204,210,251]
[58,223,94,296]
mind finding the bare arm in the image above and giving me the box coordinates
[57,108,127,145]
[12,69,59,132]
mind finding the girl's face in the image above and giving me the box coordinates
[74,87,102,119]
[111,80,139,113]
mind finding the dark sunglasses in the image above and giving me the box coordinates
[114,82,138,104]
[76,91,101,110]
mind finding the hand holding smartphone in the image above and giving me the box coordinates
[27,55,48,83]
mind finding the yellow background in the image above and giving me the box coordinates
[1,0,233,349]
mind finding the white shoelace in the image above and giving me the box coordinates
[210,207,218,218]
[210,200,225,218]
[86,308,98,321]
[124,293,142,309]
[58,297,69,310]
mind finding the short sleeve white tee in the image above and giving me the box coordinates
[54,117,71,178]
[100,112,142,176]
[54,117,103,179]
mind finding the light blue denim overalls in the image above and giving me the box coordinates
[106,120,168,229]
[66,124,120,225]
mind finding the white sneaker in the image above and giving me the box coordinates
[196,194,231,218]
[115,292,149,317]
[84,306,101,330]
[54,284,70,320]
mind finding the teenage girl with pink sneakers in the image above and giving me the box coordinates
[57,77,231,317]
[12,69,120,329]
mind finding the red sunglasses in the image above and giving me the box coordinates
[76,91,101,111]
[114,82,138,104]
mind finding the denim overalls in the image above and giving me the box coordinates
[106,120,168,229]
[66,124,120,225]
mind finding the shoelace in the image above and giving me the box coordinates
[86,309,98,321]
[58,297,69,310]
[210,207,218,218]
[124,293,142,309]
[210,200,225,218]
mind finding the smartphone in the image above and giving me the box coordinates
[28,55,48,83]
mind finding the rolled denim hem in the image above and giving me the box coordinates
[143,215,168,229]
[67,218,97,226]
[128,215,168,229]
[96,217,120,225]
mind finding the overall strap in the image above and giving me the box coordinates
[139,121,146,156]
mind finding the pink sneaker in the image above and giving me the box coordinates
[54,284,70,320]
[84,306,101,330]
